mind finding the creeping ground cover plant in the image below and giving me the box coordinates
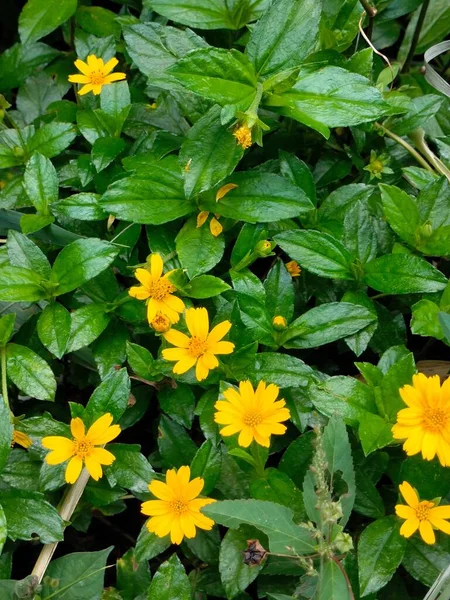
[1,0,450,599]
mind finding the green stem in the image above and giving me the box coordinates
[375,123,435,173]
[1,347,8,408]
[402,0,431,73]
[409,129,450,182]
[250,443,266,477]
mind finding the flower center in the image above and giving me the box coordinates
[243,411,263,427]
[416,501,434,521]
[147,278,175,301]
[371,160,383,173]
[90,70,105,85]
[188,336,208,358]
[74,437,94,458]
[424,408,448,432]
[169,499,188,515]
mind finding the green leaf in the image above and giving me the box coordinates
[0,42,58,92]
[106,444,154,495]
[264,260,294,321]
[0,266,46,302]
[358,516,406,596]
[318,559,351,600]
[37,302,71,358]
[7,230,49,279]
[282,303,376,349]
[67,304,111,353]
[279,432,315,489]
[54,193,108,221]
[354,473,385,519]
[1,490,64,543]
[180,105,243,198]
[274,230,355,280]
[364,254,447,294]
[219,526,264,598]
[84,369,131,424]
[101,161,195,224]
[190,440,222,495]
[388,95,444,136]
[250,469,305,521]
[403,536,450,587]
[0,504,6,555]
[343,202,378,265]
[76,6,120,38]
[100,81,130,119]
[311,376,377,426]
[159,383,195,429]
[169,48,258,109]
[322,415,355,527]
[439,312,450,344]
[358,413,394,456]
[246,0,320,79]
[147,554,191,600]
[50,238,119,295]
[41,547,113,600]
[23,153,58,215]
[92,137,125,173]
[254,353,315,388]
[135,525,171,562]
[203,499,315,555]
[183,275,231,299]
[6,343,56,401]
[0,314,16,348]
[158,415,197,469]
[0,399,13,477]
[279,150,316,205]
[117,548,151,600]
[19,0,77,44]
[380,184,420,247]
[20,213,54,235]
[126,342,154,379]
[150,0,270,30]
[266,67,398,135]
[176,217,225,278]
[28,122,77,158]
[201,172,314,223]
[16,72,63,125]
[92,320,129,378]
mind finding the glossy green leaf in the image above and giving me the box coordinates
[84,368,131,424]
[0,314,16,348]
[67,304,110,352]
[37,302,71,358]
[20,213,54,235]
[190,440,222,495]
[176,217,225,278]
[0,42,58,92]
[19,0,77,44]
[106,444,154,495]
[147,554,191,600]
[28,122,77,158]
[0,266,46,302]
[0,399,13,477]
[135,526,171,562]
[158,415,197,469]
[54,193,108,221]
[0,504,6,555]
[311,376,377,426]
[380,184,420,247]
[318,559,351,600]
[126,342,154,379]
[403,536,450,587]
[6,343,56,401]
[219,526,263,598]
[183,275,231,299]
[7,230,50,278]
[23,153,58,215]
[250,469,305,521]
[92,137,125,173]
[254,353,315,388]
[117,548,151,600]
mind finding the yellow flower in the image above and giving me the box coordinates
[151,313,171,333]
[196,211,223,237]
[396,481,450,544]
[233,124,252,149]
[141,465,216,545]
[13,429,32,449]
[68,54,126,96]
[128,253,185,325]
[214,380,291,448]
[285,260,301,277]
[162,307,234,381]
[392,374,450,466]
[42,413,120,484]
[272,315,287,330]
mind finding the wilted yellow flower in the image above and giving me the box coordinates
[141,465,216,545]
[68,55,126,96]
[129,253,185,325]
[216,183,238,201]
[396,481,450,544]
[272,315,287,330]
[151,313,171,333]
[233,124,252,149]
[162,307,234,381]
[392,374,450,466]
[42,413,120,484]
[196,211,223,237]
[214,380,290,448]
[13,429,32,449]
[285,260,301,277]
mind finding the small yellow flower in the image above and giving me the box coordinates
[68,54,126,96]
[42,413,120,484]
[162,307,234,381]
[272,315,287,330]
[214,380,290,448]
[392,374,450,467]
[141,466,216,545]
[196,211,223,237]
[233,124,252,149]
[285,260,301,277]
[396,481,450,544]
[216,183,238,201]
[151,313,171,333]
[129,253,185,325]
[12,429,32,449]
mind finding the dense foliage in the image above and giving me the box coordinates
[0,0,450,598]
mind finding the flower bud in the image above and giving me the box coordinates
[272,315,287,330]
[254,240,273,257]
[151,313,171,333]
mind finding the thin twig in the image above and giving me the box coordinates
[358,13,395,87]
[359,0,377,41]
[374,123,435,173]
[402,0,431,72]
[129,374,159,389]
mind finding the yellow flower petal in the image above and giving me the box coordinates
[429,517,450,535]
[197,211,209,228]
[78,84,94,96]
[164,328,190,348]
[195,359,209,381]
[90,447,116,465]
[102,57,118,75]
[150,480,175,501]
[128,285,150,300]
[150,253,164,279]
[74,59,90,76]
[186,307,209,339]
[419,519,435,544]
[207,320,231,344]
[86,413,114,441]
[70,417,85,440]
[103,72,126,83]
[400,518,419,538]
[238,427,254,447]
[134,268,152,288]
[180,513,196,538]
[68,74,91,84]
[212,341,234,355]
[395,504,417,520]
[399,481,419,508]
[85,456,103,480]
[141,500,169,516]
[215,183,238,201]
[65,456,83,484]
[430,505,450,519]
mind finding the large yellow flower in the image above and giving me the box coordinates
[214,380,291,447]
[162,307,234,381]
[396,481,450,544]
[128,253,185,325]
[68,55,126,96]
[42,413,120,484]
[392,373,450,466]
[141,466,216,545]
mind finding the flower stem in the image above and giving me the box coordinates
[31,468,91,585]
[1,347,8,408]
[408,129,450,182]
[374,123,435,173]
[402,0,431,73]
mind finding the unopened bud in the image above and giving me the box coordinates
[272,315,287,330]
[254,240,273,256]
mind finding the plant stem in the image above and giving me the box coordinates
[31,468,91,586]
[359,0,377,17]
[409,129,450,182]
[374,123,435,173]
[1,348,8,408]
[402,0,431,72]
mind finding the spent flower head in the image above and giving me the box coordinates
[363,150,393,180]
